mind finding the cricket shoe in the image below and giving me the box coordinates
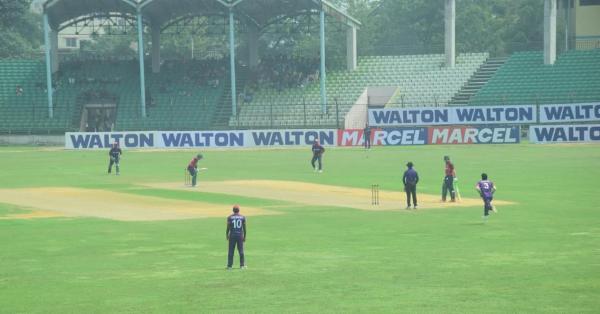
[318,170,323,173]
[240,266,247,270]
[413,205,418,209]
[492,206,498,213]
[406,206,411,210]
[226,267,232,271]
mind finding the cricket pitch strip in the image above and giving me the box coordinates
[0,187,275,221]
[146,180,515,211]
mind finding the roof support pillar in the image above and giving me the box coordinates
[43,13,53,118]
[50,29,59,73]
[346,25,357,71]
[544,0,557,65]
[151,23,161,73]
[319,8,327,113]
[445,0,455,67]
[229,9,237,117]
[247,25,259,70]
[136,11,147,117]
[564,0,570,51]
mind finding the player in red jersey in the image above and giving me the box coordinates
[442,155,456,202]
[187,154,203,187]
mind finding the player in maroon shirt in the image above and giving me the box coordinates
[226,205,247,269]
[442,155,456,202]
[187,153,203,187]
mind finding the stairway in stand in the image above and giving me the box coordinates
[211,67,247,129]
[449,57,507,105]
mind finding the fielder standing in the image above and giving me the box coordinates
[476,173,497,221]
[226,205,247,270]
[187,153,203,187]
[311,138,325,173]
[403,162,419,209]
[442,155,456,202]
[108,141,122,175]
[363,124,372,149]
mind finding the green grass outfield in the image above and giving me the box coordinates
[0,144,599,313]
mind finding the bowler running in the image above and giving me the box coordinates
[476,173,497,221]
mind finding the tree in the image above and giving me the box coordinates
[0,0,43,58]
[355,0,546,57]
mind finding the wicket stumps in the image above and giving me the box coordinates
[371,184,379,205]
[184,168,191,186]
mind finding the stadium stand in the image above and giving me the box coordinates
[142,60,226,131]
[469,49,600,105]
[0,59,228,133]
[449,57,507,105]
[0,60,68,133]
[9,49,597,133]
[229,53,488,128]
[57,59,227,131]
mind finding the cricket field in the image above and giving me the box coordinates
[0,144,599,313]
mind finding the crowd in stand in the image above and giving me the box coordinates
[251,55,320,91]
[159,59,226,92]
[20,56,320,113]
[85,107,115,132]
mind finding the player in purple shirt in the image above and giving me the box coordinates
[475,173,497,221]
[226,205,247,269]
[403,162,419,209]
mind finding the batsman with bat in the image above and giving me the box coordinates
[187,153,204,187]
[442,155,457,202]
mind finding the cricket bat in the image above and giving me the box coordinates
[454,178,462,201]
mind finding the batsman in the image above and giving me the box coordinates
[441,155,457,202]
[186,153,203,187]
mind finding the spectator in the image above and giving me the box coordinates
[16,85,23,96]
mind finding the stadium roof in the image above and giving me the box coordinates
[44,0,138,29]
[44,0,360,30]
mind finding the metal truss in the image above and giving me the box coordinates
[161,13,244,35]
[262,10,346,35]
[58,13,139,35]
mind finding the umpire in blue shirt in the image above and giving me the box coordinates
[403,162,419,209]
